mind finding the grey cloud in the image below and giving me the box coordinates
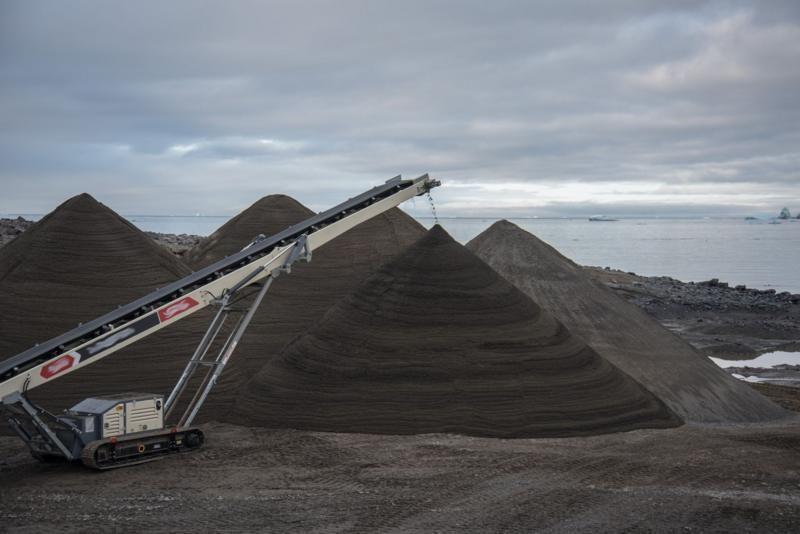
[0,1,798,216]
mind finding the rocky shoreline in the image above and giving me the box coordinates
[0,217,32,247]
[2,216,798,395]
[142,230,202,256]
[587,266,800,356]
[587,266,800,394]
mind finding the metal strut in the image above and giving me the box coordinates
[164,235,311,426]
[3,391,81,460]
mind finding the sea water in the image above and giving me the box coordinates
[420,217,800,294]
[711,351,800,369]
[711,351,800,385]
[6,213,799,293]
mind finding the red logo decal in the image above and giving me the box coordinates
[158,296,199,322]
[41,353,78,379]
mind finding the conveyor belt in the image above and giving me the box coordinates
[0,175,433,384]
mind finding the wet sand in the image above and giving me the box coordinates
[1,420,799,533]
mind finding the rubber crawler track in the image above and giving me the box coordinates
[81,427,204,470]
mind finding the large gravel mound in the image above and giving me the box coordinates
[234,225,681,437]
[183,197,427,418]
[184,195,314,268]
[467,220,787,423]
[0,193,197,415]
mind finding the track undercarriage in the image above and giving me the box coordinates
[80,427,204,470]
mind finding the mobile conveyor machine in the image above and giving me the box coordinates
[0,175,440,469]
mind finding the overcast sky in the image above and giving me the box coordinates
[1,1,798,217]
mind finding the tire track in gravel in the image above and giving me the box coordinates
[385,455,618,532]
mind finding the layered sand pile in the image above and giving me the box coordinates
[184,197,427,418]
[0,194,197,412]
[467,220,787,422]
[234,226,680,437]
[185,195,314,267]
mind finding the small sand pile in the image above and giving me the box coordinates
[181,196,427,419]
[0,194,198,414]
[467,220,787,422]
[233,225,680,437]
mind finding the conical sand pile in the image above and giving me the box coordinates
[185,197,427,418]
[233,225,680,437]
[0,194,196,413]
[467,220,787,422]
[185,195,314,267]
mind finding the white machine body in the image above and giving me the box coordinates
[68,394,165,439]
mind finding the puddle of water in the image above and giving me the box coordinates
[711,351,800,369]
[731,373,798,384]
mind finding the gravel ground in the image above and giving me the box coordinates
[752,384,800,412]
[1,421,799,533]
